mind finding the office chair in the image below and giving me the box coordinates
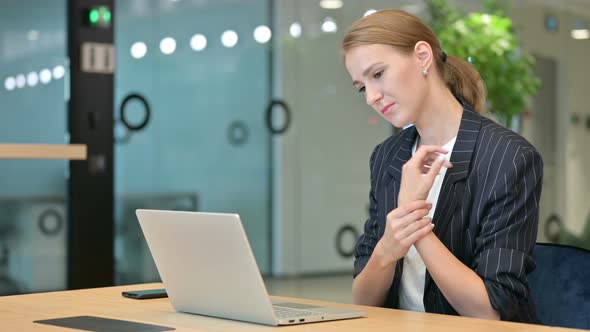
[528,243,590,329]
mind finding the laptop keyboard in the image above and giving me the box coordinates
[273,306,319,319]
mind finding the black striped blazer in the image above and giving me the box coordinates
[353,101,543,323]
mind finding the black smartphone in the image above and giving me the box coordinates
[121,288,168,299]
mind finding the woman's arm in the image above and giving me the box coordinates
[408,146,543,321]
[352,241,397,306]
[353,201,434,306]
[414,234,500,319]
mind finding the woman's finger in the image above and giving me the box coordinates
[397,217,432,239]
[392,208,431,230]
[412,145,448,164]
[389,200,431,219]
[424,152,452,168]
[426,155,445,183]
[400,222,435,247]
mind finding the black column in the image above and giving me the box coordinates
[67,0,115,289]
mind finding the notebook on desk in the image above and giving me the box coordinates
[136,209,367,326]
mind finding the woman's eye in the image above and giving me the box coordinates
[373,70,383,79]
[358,86,366,94]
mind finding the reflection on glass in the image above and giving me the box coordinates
[4,77,16,91]
[130,42,147,59]
[221,30,239,48]
[0,0,68,295]
[253,25,271,44]
[15,74,26,89]
[190,34,207,51]
[114,0,271,284]
[39,69,52,84]
[27,72,39,87]
[159,37,176,55]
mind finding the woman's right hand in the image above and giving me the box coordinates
[374,200,434,267]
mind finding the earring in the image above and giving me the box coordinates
[422,68,428,77]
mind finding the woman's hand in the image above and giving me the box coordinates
[373,200,434,267]
[398,145,453,206]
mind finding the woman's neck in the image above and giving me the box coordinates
[414,86,463,147]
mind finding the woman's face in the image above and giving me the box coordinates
[345,44,428,128]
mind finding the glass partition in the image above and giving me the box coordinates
[0,0,69,295]
[113,0,272,284]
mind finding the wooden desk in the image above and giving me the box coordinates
[0,283,581,331]
[0,144,87,160]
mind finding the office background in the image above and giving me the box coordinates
[0,0,588,301]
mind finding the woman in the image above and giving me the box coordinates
[342,10,543,323]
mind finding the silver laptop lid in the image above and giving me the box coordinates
[136,209,277,325]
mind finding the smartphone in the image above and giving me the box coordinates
[121,288,168,299]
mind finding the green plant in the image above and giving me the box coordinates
[425,0,541,128]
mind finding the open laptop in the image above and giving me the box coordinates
[136,209,367,326]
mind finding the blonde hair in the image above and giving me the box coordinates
[342,9,486,114]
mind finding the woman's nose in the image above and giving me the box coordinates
[365,87,382,106]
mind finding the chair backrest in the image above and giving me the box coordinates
[528,243,590,329]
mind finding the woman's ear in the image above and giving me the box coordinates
[414,41,433,71]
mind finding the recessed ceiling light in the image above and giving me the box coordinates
[160,37,176,55]
[131,42,148,59]
[319,0,342,9]
[221,30,238,48]
[321,17,338,33]
[571,29,589,39]
[289,22,302,38]
[253,25,272,44]
[190,34,207,51]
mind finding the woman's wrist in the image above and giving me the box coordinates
[373,241,398,268]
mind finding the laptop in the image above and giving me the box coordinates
[136,209,367,326]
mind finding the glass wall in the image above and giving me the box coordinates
[0,0,69,294]
[113,0,273,284]
[271,0,399,276]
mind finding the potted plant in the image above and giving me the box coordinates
[426,0,541,129]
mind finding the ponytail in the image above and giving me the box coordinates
[440,55,487,114]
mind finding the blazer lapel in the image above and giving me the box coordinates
[432,106,481,236]
[424,105,482,294]
[384,126,417,186]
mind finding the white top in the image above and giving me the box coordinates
[398,136,457,311]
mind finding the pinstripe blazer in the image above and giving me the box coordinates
[353,101,543,323]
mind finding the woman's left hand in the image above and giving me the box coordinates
[398,145,453,206]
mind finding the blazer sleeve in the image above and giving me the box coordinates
[471,147,543,322]
[353,145,381,278]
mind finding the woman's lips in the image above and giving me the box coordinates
[381,103,395,115]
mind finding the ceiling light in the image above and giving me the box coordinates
[53,66,66,80]
[4,77,16,91]
[253,25,272,44]
[319,0,342,9]
[190,34,207,51]
[321,17,338,33]
[39,69,52,84]
[16,74,26,88]
[160,37,176,55]
[289,22,302,38]
[221,30,238,48]
[131,42,147,59]
[571,29,590,39]
[27,72,39,87]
